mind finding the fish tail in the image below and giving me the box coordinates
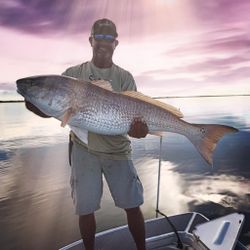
[187,124,238,165]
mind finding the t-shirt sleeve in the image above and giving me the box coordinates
[62,67,74,77]
[62,65,82,78]
[121,71,137,91]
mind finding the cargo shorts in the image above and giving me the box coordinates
[69,137,144,215]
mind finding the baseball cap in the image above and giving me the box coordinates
[91,18,118,38]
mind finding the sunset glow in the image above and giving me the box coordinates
[0,0,250,98]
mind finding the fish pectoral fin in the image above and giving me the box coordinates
[148,131,164,137]
[60,108,75,127]
[90,80,113,91]
[121,91,183,118]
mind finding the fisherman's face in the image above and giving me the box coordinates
[89,34,118,62]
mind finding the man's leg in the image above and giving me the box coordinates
[70,138,103,250]
[79,213,96,250]
[125,207,146,250]
[102,159,145,249]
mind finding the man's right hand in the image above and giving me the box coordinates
[25,100,51,118]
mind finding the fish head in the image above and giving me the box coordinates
[16,75,75,117]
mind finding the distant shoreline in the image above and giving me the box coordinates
[0,94,250,103]
[0,100,24,103]
[153,93,250,99]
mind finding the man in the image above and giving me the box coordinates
[26,19,148,250]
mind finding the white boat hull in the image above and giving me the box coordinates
[59,212,247,250]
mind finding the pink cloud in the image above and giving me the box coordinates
[1,0,250,98]
[205,66,250,83]
[191,0,250,25]
[176,56,250,74]
[167,33,250,58]
[135,74,204,97]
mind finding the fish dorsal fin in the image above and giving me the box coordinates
[121,91,183,118]
[90,80,113,91]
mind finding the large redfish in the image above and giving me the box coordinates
[16,75,238,165]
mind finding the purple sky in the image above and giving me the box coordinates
[1,0,250,97]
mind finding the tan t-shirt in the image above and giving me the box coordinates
[62,61,137,159]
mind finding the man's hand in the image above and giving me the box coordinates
[25,100,51,118]
[128,118,149,138]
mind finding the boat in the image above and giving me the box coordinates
[59,211,247,250]
[60,138,248,250]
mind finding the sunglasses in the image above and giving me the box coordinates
[93,34,116,42]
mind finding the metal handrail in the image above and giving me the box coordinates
[155,136,163,218]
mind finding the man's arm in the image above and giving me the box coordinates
[25,100,51,118]
[123,72,149,138]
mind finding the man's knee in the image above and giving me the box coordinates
[79,213,96,231]
[79,213,95,222]
[125,206,141,215]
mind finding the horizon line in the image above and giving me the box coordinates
[0,93,250,103]
[153,93,250,99]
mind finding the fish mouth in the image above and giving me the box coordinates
[16,77,34,97]
[16,78,26,96]
[16,77,33,86]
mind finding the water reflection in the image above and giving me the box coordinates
[0,102,68,145]
[134,158,189,214]
[0,96,250,249]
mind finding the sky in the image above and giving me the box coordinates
[1,0,250,99]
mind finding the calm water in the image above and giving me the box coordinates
[1,96,250,250]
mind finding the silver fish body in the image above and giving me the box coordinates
[16,75,238,165]
[69,84,187,136]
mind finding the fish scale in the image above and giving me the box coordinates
[16,74,238,165]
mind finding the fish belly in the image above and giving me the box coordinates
[68,85,192,136]
[69,91,133,135]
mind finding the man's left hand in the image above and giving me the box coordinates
[128,118,149,138]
